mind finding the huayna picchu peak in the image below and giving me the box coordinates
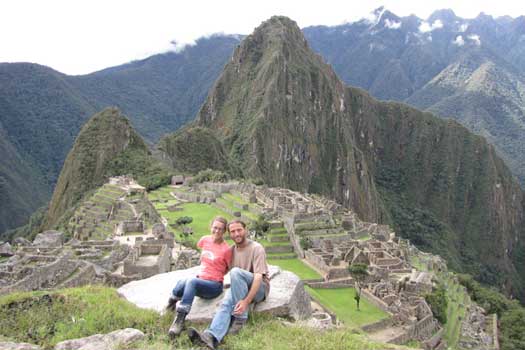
[162,16,525,300]
[43,107,168,232]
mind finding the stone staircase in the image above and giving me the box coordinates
[261,221,296,259]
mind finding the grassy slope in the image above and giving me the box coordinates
[306,287,390,327]
[267,259,322,280]
[0,286,409,350]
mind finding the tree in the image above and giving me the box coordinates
[176,216,193,247]
[348,263,368,311]
[249,216,270,241]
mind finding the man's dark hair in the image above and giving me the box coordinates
[228,220,246,231]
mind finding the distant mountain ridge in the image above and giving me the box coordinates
[303,7,525,183]
[0,36,239,235]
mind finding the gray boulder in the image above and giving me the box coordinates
[33,231,64,247]
[118,265,312,322]
[0,342,41,350]
[13,237,32,246]
[54,328,144,350]
[0,242,14,257]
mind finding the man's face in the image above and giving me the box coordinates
[229,222,247,245]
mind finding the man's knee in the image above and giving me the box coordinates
[230,267,243,280]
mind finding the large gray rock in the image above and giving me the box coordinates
[0,242,14,257]
[32,231,64,247]
[0,342,41,350]
[118,265,312,322]
[13,237,32,246]
[54,328,144,350]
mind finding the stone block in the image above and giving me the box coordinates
[118,265,312,322]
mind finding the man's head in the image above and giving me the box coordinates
[228,220,247,246]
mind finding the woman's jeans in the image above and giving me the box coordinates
[171,277,223,314]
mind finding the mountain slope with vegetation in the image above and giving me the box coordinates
[303,8,525,183]
[0,36,238,234]
[165,16,525,299]
[42,107,170,231]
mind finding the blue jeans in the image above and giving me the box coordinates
[171,277,223,314]
[206,267,266,342]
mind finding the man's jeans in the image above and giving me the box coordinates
[171,277,223,314]
[206,267,266,342]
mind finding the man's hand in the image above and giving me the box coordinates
[233,299,249,315]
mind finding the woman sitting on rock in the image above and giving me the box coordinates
[168,216,232,338]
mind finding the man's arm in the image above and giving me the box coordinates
[233,272,263,315]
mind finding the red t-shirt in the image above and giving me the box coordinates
[197,235,232,283]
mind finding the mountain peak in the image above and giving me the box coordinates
[428,9,458,24]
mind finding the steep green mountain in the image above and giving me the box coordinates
[42,107,165,230]
[406,49,525,183]
[169,16,525,298]
[158,126,240,177]
[0,122,48,235]
[0,36,238,234]
[303,8,525,183]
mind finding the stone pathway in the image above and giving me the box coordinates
[366,325,406,343]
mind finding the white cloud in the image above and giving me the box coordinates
[419,19,443,33]
[459,23,469,32]
[384,19,402,29]
[468,34,481,45]
[453,35,465,46]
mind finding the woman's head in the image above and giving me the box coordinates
[210,216,228,242]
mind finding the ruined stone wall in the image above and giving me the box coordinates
[0,253,80,296]
[361,317,393,333]
[59,263,98,288]
[361,288,391,314]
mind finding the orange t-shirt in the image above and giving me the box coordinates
[197,235,232,283]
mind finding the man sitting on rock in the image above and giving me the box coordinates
[188,219,270,349]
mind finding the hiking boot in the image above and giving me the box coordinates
[187,327,218,350]
[165,295,180,312]
[168,311,187,339]
[228,317,247,335]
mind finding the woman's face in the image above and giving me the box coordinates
[211,220,226,241]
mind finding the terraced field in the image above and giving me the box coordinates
[306,287,390,327]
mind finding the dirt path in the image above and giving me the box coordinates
[366,325,406,343]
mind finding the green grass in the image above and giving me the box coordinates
[306,287,389,327]
[217,196,258,221]
[0,286,170,349]
[0,286,410,350]
[160,202,234,244]
[442,274,469,348]
[141,314,408,350]
[267,258,322,280]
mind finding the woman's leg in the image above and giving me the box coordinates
[171,278,187,299]
[177,277,223,313]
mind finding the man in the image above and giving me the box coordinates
[188,220,270,349]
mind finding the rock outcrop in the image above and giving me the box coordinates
[54,328,144,350]
[32,231,64,248]
[0,242,14,257]
[117,265,312,321]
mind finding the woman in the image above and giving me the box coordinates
[168,216,232,338]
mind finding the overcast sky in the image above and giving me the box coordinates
[1,0,522,75]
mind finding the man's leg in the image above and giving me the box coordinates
[205,267,265,342]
